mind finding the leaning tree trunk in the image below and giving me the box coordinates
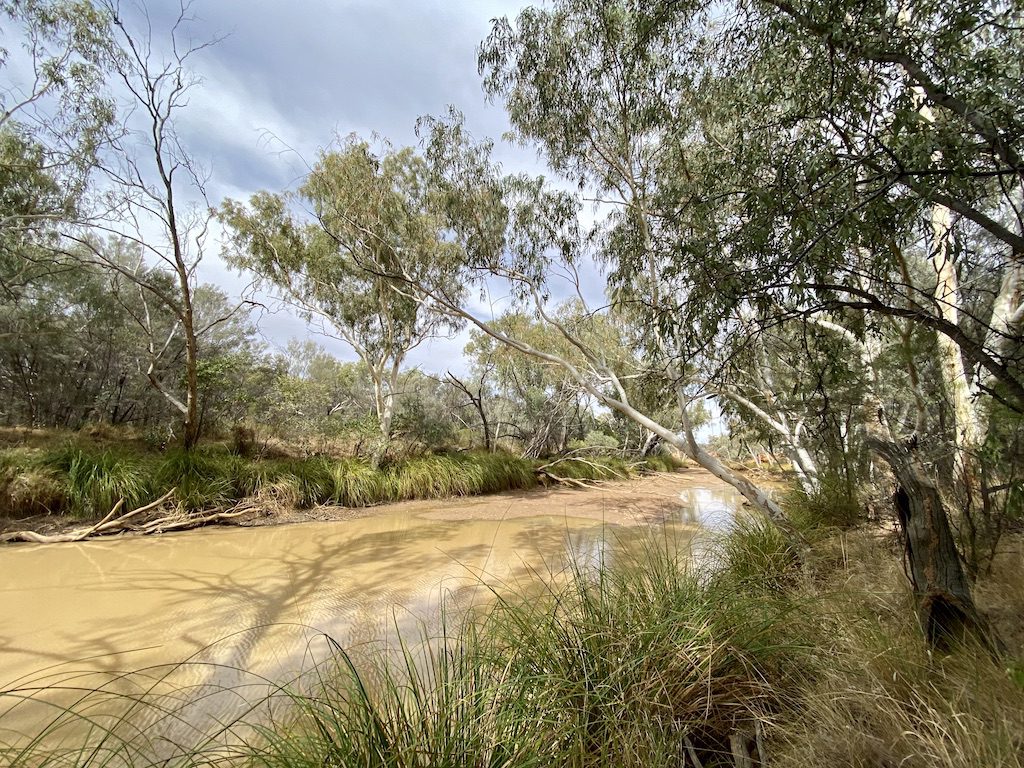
[868,436,986,649]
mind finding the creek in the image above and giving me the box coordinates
[0,470,740,752]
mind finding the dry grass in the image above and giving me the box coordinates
[974,537,1024,659]
[766,529,1024,768]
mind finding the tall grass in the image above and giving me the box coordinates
[229,534,810,768]
[3,523,1023,767]
[0,446,547,519]
[155,447,247,511]
[0,449,66,517]
[56,447,154,518]
[256,528,1024,768]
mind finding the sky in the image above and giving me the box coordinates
[135,0,548,373]
[5,0,725,435]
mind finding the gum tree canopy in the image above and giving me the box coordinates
[220,138,464,446]
[476,0,1023,644]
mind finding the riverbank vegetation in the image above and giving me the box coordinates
[261,521,1023,768]
[0,427,681,524]
[3,0,1024,762]
[6,513,1022,767]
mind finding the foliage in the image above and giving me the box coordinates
[220,139,465,440]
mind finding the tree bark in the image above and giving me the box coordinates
[866,435,985,649]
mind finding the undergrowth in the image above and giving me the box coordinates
[5,514,1021,767]
[0,441,676,518]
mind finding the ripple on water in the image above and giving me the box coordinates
[0,473,740,752]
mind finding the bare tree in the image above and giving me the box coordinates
[61,0,224,449]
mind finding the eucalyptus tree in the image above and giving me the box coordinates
[0,0,114,266]
[668,0,1024,464]
[473,0,1021,641]
[463,309,601,457]
[0,0,116,377]
[316,111,786,513]
[220,138,463,449]
[42,0,233,450]
[690,0,1024,636]
[473,4,792,515]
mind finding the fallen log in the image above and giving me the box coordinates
[0,491,259,544]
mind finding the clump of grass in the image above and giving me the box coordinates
[718,514,801,591]
[478,539,805,766]
[0,455,67,517]
[285,457,337,508]
[52,446,154,518]
[245,533,807,768]
[642,452,684,472]
[325,452,537,507]
[156,448,245,512]
[390,451,537,500]
[331,458,390,507]
[460,451,536,494]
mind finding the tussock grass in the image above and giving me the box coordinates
[3,523,1023,767]
[56,447,154,518]
[0,449,67,517]
[783,472,863,531]
[719,514,801,592]
[330,458,390,507]
[641,452,685,473]
[156,447,245,512]
[0,445,545,518]
[242,535,809,768]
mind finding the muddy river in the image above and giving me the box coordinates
[0,470,740,753]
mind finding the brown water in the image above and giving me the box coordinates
[0,471,740,753]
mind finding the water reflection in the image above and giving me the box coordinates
[0,476,740,752]
[678,487,743,530]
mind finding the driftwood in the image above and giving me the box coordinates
[536,471,594,489]
[535,454,638,489]
[0,490,258,544]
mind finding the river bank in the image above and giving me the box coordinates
[4,503,1022,768]
[2,429,733,541]
[0,448,771,542]
[0,470,742,740]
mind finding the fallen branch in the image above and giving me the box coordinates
[536,470,598,489]
[0,491,259,544]
[135,504,257,535]
[536,455,634,477]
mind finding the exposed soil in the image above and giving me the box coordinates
[0,468,751,541]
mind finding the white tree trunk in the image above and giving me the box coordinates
[908,48,984,469]
[930,203,983,468]
[719,389,820,494]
